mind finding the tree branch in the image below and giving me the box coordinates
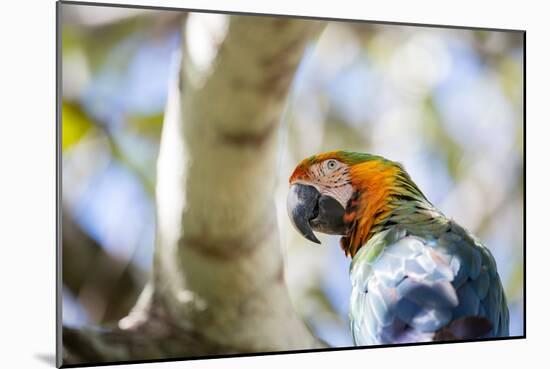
[63,14,325,365]
[62,209,144,323]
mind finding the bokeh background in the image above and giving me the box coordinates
[61,5,524,347]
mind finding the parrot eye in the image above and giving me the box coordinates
[326,160,337,170]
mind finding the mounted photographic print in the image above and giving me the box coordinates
[57,1,525,367]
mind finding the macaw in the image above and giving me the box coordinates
[287,150,509,345]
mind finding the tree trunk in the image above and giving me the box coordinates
[63,13,325,365]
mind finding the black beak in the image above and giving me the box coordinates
[287,184,347,244]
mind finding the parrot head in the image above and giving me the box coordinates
[287,150,428,257]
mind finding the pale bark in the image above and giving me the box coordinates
[63,14,324,364]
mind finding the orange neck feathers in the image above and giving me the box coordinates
[342,160,401,257]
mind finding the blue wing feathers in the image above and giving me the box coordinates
[409,307,452,332]
[349,222,509,345]
[453,283,480,318]
[396,278,458,309]
[474,268,490,300]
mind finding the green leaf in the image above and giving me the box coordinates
[62,101,93,150]
[127,113,164,137]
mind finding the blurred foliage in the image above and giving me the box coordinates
[127,113,164,138]
[62,19,139,72]
[62,101,93,150]
[61,4,524,345]
[61,4,182,325]
[421,97,464,180]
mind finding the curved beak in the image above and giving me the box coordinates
[287,184,321,244]
[287,184,347,245]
